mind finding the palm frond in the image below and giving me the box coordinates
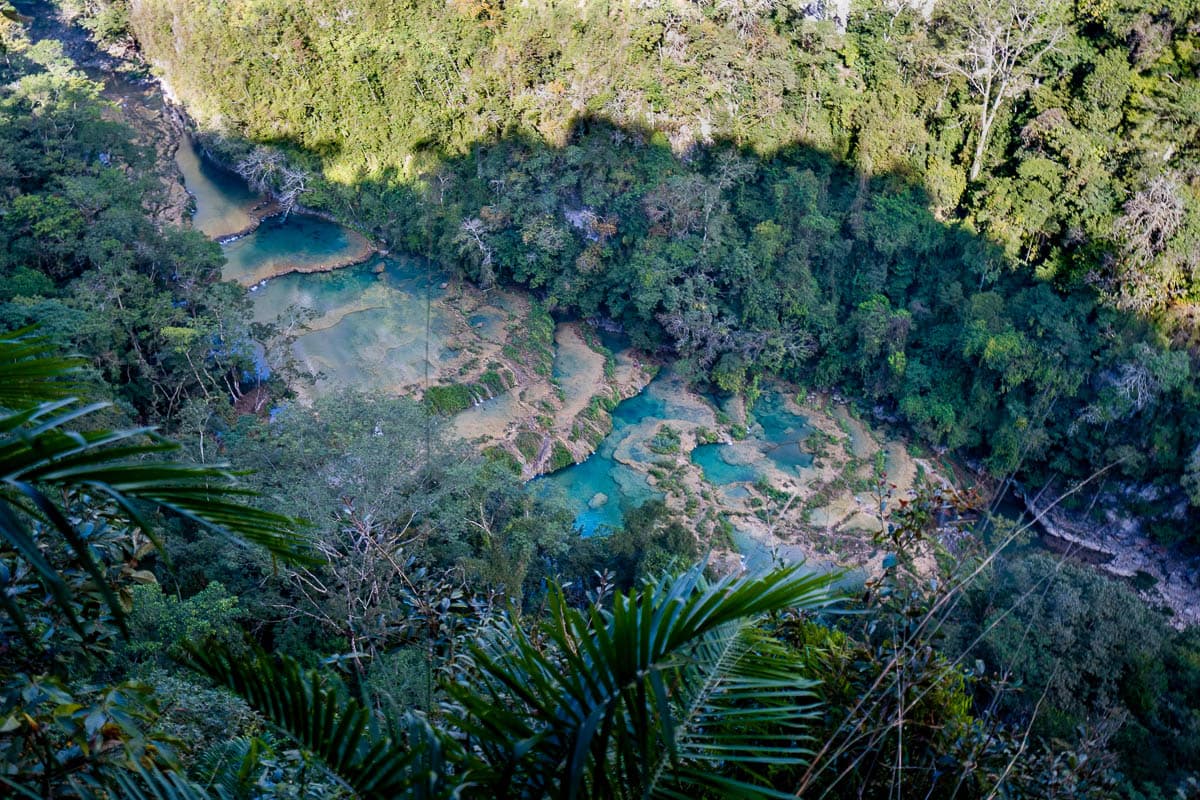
[0,406,313,636]
[0,327,83,409]
[105,763,222,800]
[191,737,267,799]
[181,642,456,800]
[644,624,821,799]
[1,403,312,563]
[451,562,840,800]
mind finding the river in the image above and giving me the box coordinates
[24,0,1200,621]
[168,119,984,584]
[174,137,905,574]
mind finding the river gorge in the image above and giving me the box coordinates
[173,132,940,578]
[30,1,1200,624]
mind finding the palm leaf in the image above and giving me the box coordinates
[0,327,83,409]
[643,625,821,799]
[450,562,840,800]
[0,404,312,562]
[105,763,224,800]
[0,404,313,635]
[181,642,456,800]
[191,737,268,799]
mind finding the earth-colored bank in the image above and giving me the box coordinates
[557,373,949,580]
[444,290,653,479]
[1023,490,1200,629]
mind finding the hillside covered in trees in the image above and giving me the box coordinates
[2,1,1200,798]
[107,0,1200,537]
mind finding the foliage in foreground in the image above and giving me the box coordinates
[0,328,309,794]
[181,563,837,800]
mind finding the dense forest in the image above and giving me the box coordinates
[1,1,1199,798]
[110,0,1200,538]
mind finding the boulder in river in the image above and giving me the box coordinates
[588,492,609,509]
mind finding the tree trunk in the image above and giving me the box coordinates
[970,113,991,182]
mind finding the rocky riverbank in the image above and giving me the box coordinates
[1023,488,1200,629]
[21,3,194,227]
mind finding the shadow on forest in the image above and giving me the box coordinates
[214,115,1196,536]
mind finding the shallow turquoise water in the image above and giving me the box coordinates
[692,444,759,485]
[539,434,658,536]
[730,527,778,572]
[538,374,713,535]
[687,390,813,489]
[251,257,455,392]
[612,376,711,427]
[467,309,506,342]
[547,382,819,535]
[249,259,380,324]
[223,214,367,285]
[752,392,814,472]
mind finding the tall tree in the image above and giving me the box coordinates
[933,0,1067,180]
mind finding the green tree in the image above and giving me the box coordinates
[932,0,1068,181]
[0,327,309,794]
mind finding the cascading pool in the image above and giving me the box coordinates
[537,372,716,535]
[536,376,674,535]
[174,136,260,238]
[686,391,815,490]
[691,444,759,485]
[177,139,460,394]
[260,257,458,393]
[222,214,374,286]
[751,391,815,472]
